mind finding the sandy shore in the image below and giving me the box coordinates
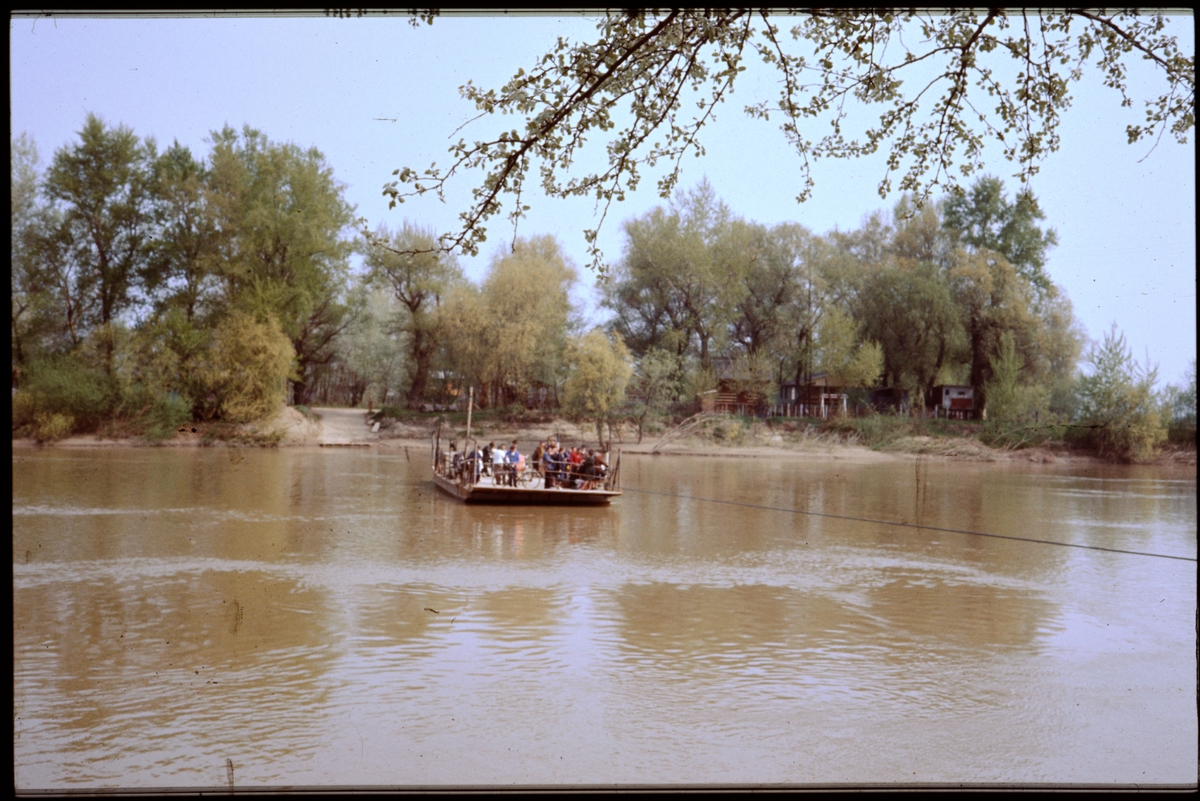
[20,405,1178,468]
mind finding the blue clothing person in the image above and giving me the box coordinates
[504,444,522,486]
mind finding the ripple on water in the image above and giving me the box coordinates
[13,450,1196,787]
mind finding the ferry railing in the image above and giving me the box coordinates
[437,439,621,493]
[536,453,616,491]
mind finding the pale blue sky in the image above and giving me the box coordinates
[10,12,1196,387]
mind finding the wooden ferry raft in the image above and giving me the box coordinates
[430,438,622,505]
[429,387,621,505]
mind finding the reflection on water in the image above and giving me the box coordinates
[14,565,336,787]
[13,448,1197,788]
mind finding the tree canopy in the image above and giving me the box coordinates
[11,117,361,435]
[364,222,463,405]
[365,9,1194,270]
[207,125,357,404]
[11,108,1176,460]
[1074,324,1167,461]
[599,175,1083,414]
[440,236,579,408]
[42,114,155,353]
[562,329,634,444]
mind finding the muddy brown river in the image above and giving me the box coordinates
[12,447,1197,789]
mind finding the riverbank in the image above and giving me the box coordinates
[15,405,1194,467]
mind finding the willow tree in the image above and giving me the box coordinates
[942,176,1077,409]
[193,311,295,424]
[811,306,883,391]
[600,180,741,366]
[206,125,356,405]
[364,222,463,406]
[330,284,409,408]
[728,222,810,360]
[625,348,683,443]
[948,250,1040,409]
[443,236,577,407]
[368,9,1193,270]
[562,329,634,446]
[144,141,222,324]
[856,262,967,401]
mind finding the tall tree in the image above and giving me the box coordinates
[887,198,954,272]
[776,229,858,394]
[728,222,804,358]
[206,125,356,405]
[144,141,221,323]
[496,236,577,404]
[562,329,634,445]
[625,347,683,443]
[11,134,65,381]
[1031,289,1085,415]
[42,114,155,369]
[439,282,490,403]
[601,180,739,366]
[856,262,967,400]
[364,222,463,406]
[305,280,408,408]
[948,249,1040,408]
[444,236,577,407]
[942,176,1059,296]
[940,178,1077,409]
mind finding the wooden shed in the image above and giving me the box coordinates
[704,357,771,416]
[930,385,977,419]
[775,373,848,418]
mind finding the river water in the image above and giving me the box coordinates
[12,446,1197,789]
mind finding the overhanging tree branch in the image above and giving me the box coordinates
[348,9,1192,271]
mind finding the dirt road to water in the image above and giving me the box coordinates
[309,407,377,445]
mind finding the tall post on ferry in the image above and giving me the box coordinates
[465,386,474,446]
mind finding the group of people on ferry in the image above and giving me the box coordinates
[448,438,609,490]
[534,439,609,490]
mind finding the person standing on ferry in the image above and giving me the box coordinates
[568,447,584,487]
[504,442,521,487]
[593,450,608,484]
[532,440,545,479]
[491,443,504,483]
[582,448,597,489]
[544,444,561,488]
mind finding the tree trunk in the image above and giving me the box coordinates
[406,328,431,408]
[292,378,312,407]
[968,326,989,414]
[406,370,427,408]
